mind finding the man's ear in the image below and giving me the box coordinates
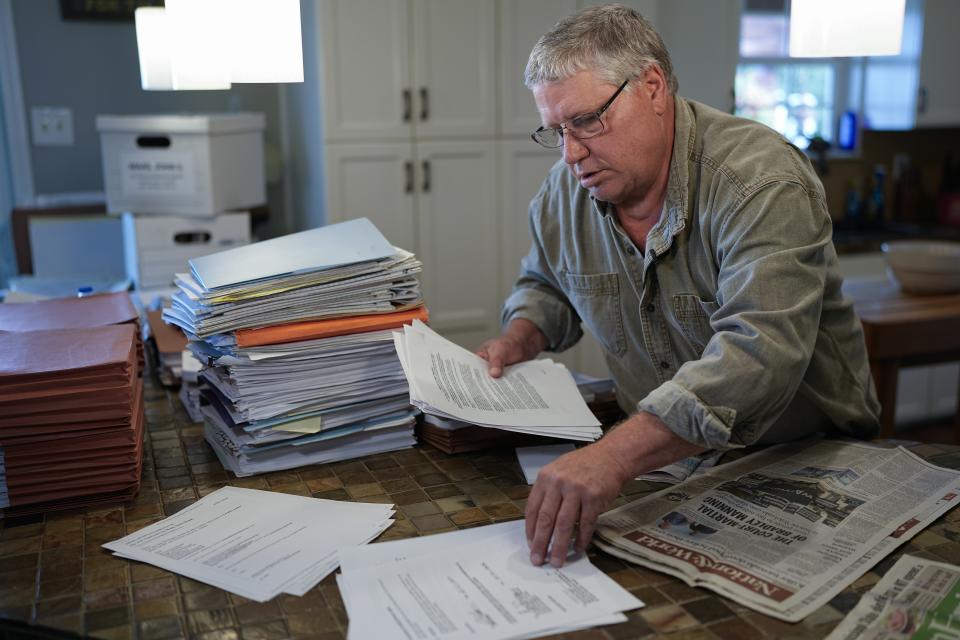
[641,66,669,115]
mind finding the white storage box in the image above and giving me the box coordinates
[122,212,251,289]
[97,113,266,216]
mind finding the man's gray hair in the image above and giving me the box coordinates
[524,3,678,95]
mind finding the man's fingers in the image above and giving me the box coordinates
[529,491,562,565]
[524,483,545,544]
[575,502,601,553]
[548,495,581,568]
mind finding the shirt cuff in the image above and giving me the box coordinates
[501,287,582,352]
[639,380,755,450]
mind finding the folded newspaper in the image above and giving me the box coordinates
[594,439,960,622]
[825,554,960,639]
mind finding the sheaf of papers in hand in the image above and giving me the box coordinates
[337,520,643,640]
[395,320,602,441]
[103,486,394,602]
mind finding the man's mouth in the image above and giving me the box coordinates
[579,169,602,188]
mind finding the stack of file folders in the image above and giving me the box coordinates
[0,292,144,372]
[162,218,427,476]
[0,324,144,514]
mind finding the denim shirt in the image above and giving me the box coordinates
[502,97,880,450]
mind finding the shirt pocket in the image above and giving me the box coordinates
[673,294,720,354]
[563,271,627,357]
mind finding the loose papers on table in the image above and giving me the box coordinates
[104,486,395,602]
[161,218,425,475]
[337,520,643,640]
[395,320,603,441]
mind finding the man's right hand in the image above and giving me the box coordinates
[475,318,548,378]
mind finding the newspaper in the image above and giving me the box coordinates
[637,450,724,484]
[826,554,960,639]
[595,439,960,622]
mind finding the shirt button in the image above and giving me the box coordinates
[626,246,636,256]
[660,361,670,370]
[645,304,655,313]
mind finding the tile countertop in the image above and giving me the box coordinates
[3,377,960,640]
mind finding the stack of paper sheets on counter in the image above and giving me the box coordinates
[337,519,643,639]
[104,486,395,602]
[0,324,144,514]
[161,218,426,476]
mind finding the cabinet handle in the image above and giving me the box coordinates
[402,89,412,122]
[918,86,928,115]
[404,161,414,193]
[421,160,431,192]
[419,87,429,121]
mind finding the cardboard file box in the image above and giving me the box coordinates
[122,212,250,289]
[97,113,265,216]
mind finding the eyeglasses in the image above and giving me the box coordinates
[531,78,630,149]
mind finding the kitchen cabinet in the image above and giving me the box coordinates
[324,140,500,350]
[319,0,495,142]
[915,0,960,127]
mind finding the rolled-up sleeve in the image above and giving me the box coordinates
[501,184,583,353]
[640,179,832,450]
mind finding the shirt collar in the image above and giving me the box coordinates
[591,96,694,257]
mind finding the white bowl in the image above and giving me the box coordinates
[881,240,960,294]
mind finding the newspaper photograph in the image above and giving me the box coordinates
[826,554,960,639]
[595,439,960,622]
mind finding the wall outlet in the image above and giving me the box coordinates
[31,106,74,146]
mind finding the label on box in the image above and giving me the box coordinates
[121,152,196,196]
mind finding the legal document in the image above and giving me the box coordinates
[395,321,602,440]
[516,444,577,485]
[104,486,394,601]
[337,520,642,640]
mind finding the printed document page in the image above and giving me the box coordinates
[338,522,642,640]
[104,486,394,601]
[396,320,601,431]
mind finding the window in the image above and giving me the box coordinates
[735,0,924,151]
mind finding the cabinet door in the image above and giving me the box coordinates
[498,0,579,136]
[497,140,561,298]
[916,0,960,126]
[412,0,496,138]
[416,140,498,349]
[319,0,413,141]
[324,142,418,253]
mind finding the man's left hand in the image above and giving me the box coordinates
[525,413,706,568]
[524,440,630,568]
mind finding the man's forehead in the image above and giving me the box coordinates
[533,72,615,124]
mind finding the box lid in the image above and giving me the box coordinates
[96,112,265,135]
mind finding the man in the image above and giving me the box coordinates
[476,4,880,569]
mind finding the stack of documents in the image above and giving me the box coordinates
[0,325,143,514]
[419,373,620,453]
[395,320,603,442]
[0,291,143,372]
[146,310,187,386]
[161,219,427,475]
[337,519,643,639]
[105,486,394,602]
[162,218,424,339]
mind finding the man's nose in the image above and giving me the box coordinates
[562,134,588,165]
